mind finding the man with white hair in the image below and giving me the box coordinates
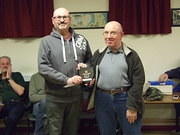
[89,21,145,135]
[38,8,92,135]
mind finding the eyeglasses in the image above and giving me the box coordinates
[103,31,119,36]
[53,16,70,20]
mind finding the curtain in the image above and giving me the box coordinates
[108,0,171,34]
[0,0,53,38]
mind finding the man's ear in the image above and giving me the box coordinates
[121,31,124,37]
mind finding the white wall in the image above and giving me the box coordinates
[0,38,41,80]
[54,0,108,11]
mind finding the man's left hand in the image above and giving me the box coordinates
[6,65,12,79]
[76,63,87,70]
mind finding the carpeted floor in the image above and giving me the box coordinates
[0,118,179,135]
[1,128,180,135]
[0,127,99,135]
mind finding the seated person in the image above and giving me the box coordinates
[29,72,46,135]
[159,67,180,91]
[0,56,26,135]
[159,67,180,131]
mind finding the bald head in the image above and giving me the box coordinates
[105,21,123,34]
[103,21,124,50]
[52,7,71,32]
[53,8,70,17]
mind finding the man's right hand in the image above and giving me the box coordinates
[67,75,82,85]
[158,73,168,82]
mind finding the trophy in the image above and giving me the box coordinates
[78,67,94,82]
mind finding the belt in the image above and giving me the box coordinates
[97,87,129,95]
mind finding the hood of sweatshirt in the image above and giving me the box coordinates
[50,28,78,63]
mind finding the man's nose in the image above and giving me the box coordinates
[106,33,112,37]
[60,17,65,22]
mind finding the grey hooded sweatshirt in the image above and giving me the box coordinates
[38,28,92,102]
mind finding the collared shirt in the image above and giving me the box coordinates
[97,48,130,90]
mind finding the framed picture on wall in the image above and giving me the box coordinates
[70,11,108,29]
[172,8,180,26]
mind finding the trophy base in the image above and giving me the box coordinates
[83,78,92,82]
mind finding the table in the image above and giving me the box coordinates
[144,94,180,131]
[144,95,180,104]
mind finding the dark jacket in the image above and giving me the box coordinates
[165,67,180,79]
[165,67,180,92]
[88,44,145,115]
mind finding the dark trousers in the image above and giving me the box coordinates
[0,102,26,135]
[175,104,180,131]
[46,99,81,135]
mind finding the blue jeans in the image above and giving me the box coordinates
[33,99,46,135]
[95,90,142,135]
[0,102,26,135]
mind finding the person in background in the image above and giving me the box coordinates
[89,21,145,135]
[29,72,46,135]
[159,67,180,132]
[38,7,92,135]
[159,67,180,91]
[0,56,26,135]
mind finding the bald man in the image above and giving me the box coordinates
[38,8,92,135]
[89,21,145,135]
